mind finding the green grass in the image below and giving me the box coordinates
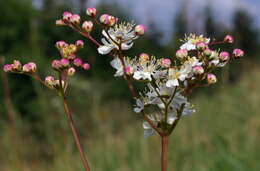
[1,69,260,171]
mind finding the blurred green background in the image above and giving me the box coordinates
[0,0,260,170]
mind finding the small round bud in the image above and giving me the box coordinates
[193,65,204,75]
[161,58,171,68]
[52,60,62,70]
[73,58,83,67]
[196,41,207,51]
[224,35,234,43]
[3,64,14,72]
[67,67,76,76]
[63,11,72,21]
[100,14,110,25]
[82,63,90,70]
[70,14,81,25]
[56,19,66,26]
[207,73,217,84]
[139,53,150,62]
[13,60,22,70]
[45,76,55,87]
[82,21,93,32]
[22,62,36,73]
[135,24,146,35]
[219,51,230,62]
[60,58,70,67]
[203,48,212,56]
[125,66,134,75]
[233,49,244,59]
[108,15,117,26]
[86,8,97,17]
[75,40,84,48]
[176,49,188,59]
[56,41,67,49]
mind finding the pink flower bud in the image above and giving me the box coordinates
[60,58,70,67]
[73,58,83,67]
[13,60,22,70]
[82,63,90,70]
[203,48,212,56]
[207,73,217,84]
[56,41,67,49]
[139,53,150,61]
[67,67,76,76]
[219,51,230,61]
[52,60,62,69]
[63,11,72,21]
[82,21,93,32]
[70,14,81,24]
[224,35,234,43]
[233,49,244,59]
[75,40,84,48]
[161,58,171,68]
[193,65,204,75]
[22,62,36,73]
[86,8,97,17]
[45,76,55,86]
[176,49,188,59]
[108,15,117,26]
[125,66,134,75]
[135,24,146,35]
[3,64,14,72]
[67,54,76,60]
[56,19,66,26]
[196,41,207,50]
[100,14,110,25]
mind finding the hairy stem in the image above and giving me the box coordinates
[161,136,169,171]
[61,95,91,171]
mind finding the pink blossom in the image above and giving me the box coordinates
[56,41,67,49]
[161,58,171,68]
[100,14,110,25]
[75,40,84,48]
[67,67,76,76]
[82,21,93,32]
[82,63,90,70]
[60,58,70,67]
[207,73,217,84]
[86,8,97,17]
[70,14,81,24]
[233,49,244,58]
[3,64,14,72]
[176,49,188,59]
[193,66,204,75]
[125,66,134,75]
[63,11,72,21]
[219,51,230,61]
[196,41,207,50]
[224,35,234,43]
[135,24,146,35]
[73,58,83,67]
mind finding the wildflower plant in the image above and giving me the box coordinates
[4,7,244,171]
[4,40,91,171]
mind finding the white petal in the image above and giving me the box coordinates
[121,42,133,50]
[143,122,151,129]
[144,129,155,138]
[110,58,122,70]
[167,116,177,124]
[98,45,114,55]
[166,79,179,88]
[133,71,143,80]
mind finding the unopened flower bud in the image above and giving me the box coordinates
[3,64,14,72]
[82,21,93,32]
[203,48,212,56]
[82,63,90,70]
[45,76,55,87]
[60,58,70,67]
[125,66,134,75]
[73,58,83,67]
[86,8,97,17]
[219,51,230,62]
[193,65,204,75]
[233,49,244,59]
[52,60,62,70]
[67,67,76,76]
[161,58,171,68]
[139,53,150,62]
[135,24,146,35]
[207,73,217,84]
[196,41,207,51]
[63,11,72,21]
[70,14,81,24]
[75,40,84,48]
[68,54,76,60]
[56,41,67,49]
[224,35,234,43]
[56,19,66,26]
[176,49,188,59]
[13,60,22,70]
[22,62,36,73]
[108,15,117,26]
[100,14,110,25]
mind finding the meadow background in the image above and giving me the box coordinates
[0,0,260,170]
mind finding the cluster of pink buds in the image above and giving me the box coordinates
[99,14,118,26]
[3,60,36,73]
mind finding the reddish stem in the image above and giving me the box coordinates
[161,136,169,171]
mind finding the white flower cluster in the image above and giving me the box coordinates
[98,32,242,137]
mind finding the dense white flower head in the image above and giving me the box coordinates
[180,34,210,51]
[98,22,138,55]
